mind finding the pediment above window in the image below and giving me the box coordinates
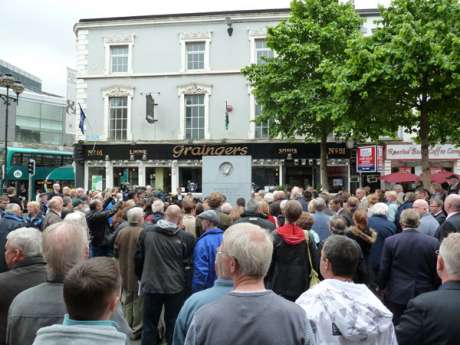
[103,34,135,44]
[177,83,212,96]
[102,86,134,98]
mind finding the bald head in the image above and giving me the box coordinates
[413,199,429,215]
[165,204,181,224]
[445,194,460,215]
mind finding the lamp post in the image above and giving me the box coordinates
[0,74,24,192]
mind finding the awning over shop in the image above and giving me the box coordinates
[45,165,75,181]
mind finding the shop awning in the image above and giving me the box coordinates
[380,172,420,183]
[431,170,459,184]
[45,165,75,181]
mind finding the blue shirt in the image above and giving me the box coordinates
[192,228,223,292]
[63,314,118,328]
[173,279,233,345]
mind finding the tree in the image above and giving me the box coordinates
[337,0,460,188]
[242,0,362,192]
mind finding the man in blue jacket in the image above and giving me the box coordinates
[192,210,223,292]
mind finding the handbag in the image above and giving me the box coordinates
[304,231,320,287]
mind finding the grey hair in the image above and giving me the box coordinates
[127,207,144,225]
[152,199,164,213]
[400,208,420,229]
[223,223,273,278]
[264,192,274,204]
[48,196,63,210]
[280,199,288,211]
[64,212,89,238]
[43,221,89,280]
[312,198,326,212]
[6,227,42,257]
[245,199,258,213]
[329,216,347,235]
[430,198,444,208]
[220,202,232,215]
[440,233,460,276]
[369,202,389,217]
[5,203,21,214]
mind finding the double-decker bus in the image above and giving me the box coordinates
[3,147,74,199]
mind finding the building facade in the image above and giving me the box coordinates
[0,59,74,195]
[73,8,379,193]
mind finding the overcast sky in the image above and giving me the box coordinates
[1,0,389,96]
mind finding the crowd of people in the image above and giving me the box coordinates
[1,176,460,345]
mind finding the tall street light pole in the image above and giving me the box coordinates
[0,74,24,193]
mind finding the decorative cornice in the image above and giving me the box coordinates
[177,83,212,96]
[102,86,135,98]
[248,28,267,37]
[179,31,212,40]
[103,34,135,44]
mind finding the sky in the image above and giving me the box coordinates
[1,0,389,96]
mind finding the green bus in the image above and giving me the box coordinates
[3,147,75,199]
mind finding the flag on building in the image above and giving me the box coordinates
[78,103,86,134]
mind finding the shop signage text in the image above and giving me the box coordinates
[82,143,349,160]
[357,145,383,173]
[386,144,460,160]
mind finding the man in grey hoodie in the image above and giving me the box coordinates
[32,257,126,345]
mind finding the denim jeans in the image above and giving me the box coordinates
[141,291,185,345]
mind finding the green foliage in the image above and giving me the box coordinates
[338,0,460,144]
[242,0,363,141]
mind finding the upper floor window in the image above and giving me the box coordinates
[111,46,129,73]
[254,103,270,139]
[186,42,206,70]
[255,39,273,64]
[109,96,128,140]
[104,34,135,75]
[185,94,205,140]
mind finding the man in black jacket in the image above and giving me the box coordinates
[0,227,46,345]
[397,233,460,345]
[86,198,120,257]
[435,194,460,241]
[135,205,195,345]
[235,199,275,232]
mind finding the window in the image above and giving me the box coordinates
[254,103,270,139]
[185,95,205,140]
[255,39,273,64]
[109,97,128,140]
[186,42,205,70]
[110,46,129,73]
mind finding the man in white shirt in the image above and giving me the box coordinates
[296,235,397,345]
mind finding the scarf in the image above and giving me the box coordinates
[277,223,305,245]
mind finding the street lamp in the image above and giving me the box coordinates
[0,74,24,192]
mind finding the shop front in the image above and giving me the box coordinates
[76,142,350,193]
[384,144,460,185]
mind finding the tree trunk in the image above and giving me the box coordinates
[420,106,431,189]
[320,133,329,192]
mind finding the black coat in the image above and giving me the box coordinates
[433,211,447,225]
[0,215,26,273]
[235,212,276,232]
[86,205,119,247]
[135,222,195,294]
[0,256,46,345]
[396,281,460,345]
[267,231,319,302]
[435,213,460,242]
[378,229,440,306]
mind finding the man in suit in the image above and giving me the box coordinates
[378,209,440,324]
[435,194,460,241]
[430,198,446,225]
[396,233,460,345]
[446,175,460,195]
[310,197,331,242]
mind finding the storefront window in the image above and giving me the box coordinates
[146,167,171,192]
[88,167,106,191]
[179,167,201,192]
[113,167,138,187]
[252,167,278,191]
